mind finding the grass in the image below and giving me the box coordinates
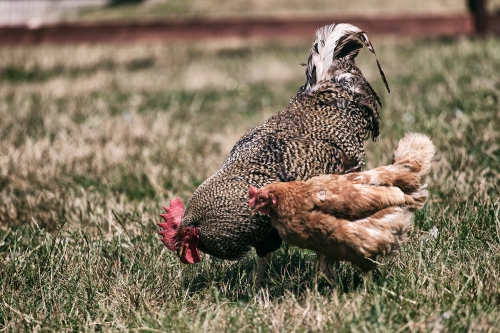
[0,35,499,332]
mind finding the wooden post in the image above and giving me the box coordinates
[468,0,488,35]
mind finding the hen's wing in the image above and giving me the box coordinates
[306,175,410,220]
[307,170,428,220]
[343,165,421,194]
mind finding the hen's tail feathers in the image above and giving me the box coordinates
[408,183,429,210]
[392,133,436,177]
[304,23,390,94]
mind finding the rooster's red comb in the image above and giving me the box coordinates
[157,198,184,251]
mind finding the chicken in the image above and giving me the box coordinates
[157,23,390,281]
[248,133,435,278]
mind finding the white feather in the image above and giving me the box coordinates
[316,23,362,82]
[304,22,389,94]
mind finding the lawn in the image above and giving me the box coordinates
[0,33,499,331]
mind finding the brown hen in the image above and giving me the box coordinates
[249,133,435,277]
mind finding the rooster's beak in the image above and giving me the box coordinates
[249,208,258,217]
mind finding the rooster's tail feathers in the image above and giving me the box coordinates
[304,23,390,94]
[392,133,436,177]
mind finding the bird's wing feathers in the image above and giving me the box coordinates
[307,177,408,220]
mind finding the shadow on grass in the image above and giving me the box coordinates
[181,245,385,303]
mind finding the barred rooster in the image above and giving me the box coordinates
[158,23,390,282]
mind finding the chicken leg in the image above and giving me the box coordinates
[254,252,273,287]
[315,253,339,285]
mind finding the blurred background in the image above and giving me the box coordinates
[1,0,500,41]
[0,0,499,23]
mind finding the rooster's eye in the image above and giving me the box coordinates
[259,196,265,201]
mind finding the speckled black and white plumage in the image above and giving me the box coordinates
[179,23,390,261]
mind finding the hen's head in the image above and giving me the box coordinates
[158,199,200,264]
[248,185,276,216]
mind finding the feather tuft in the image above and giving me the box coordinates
[304,23,390,94]
[392,133,436,177]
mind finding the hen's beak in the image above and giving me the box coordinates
[249,208,258,217]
